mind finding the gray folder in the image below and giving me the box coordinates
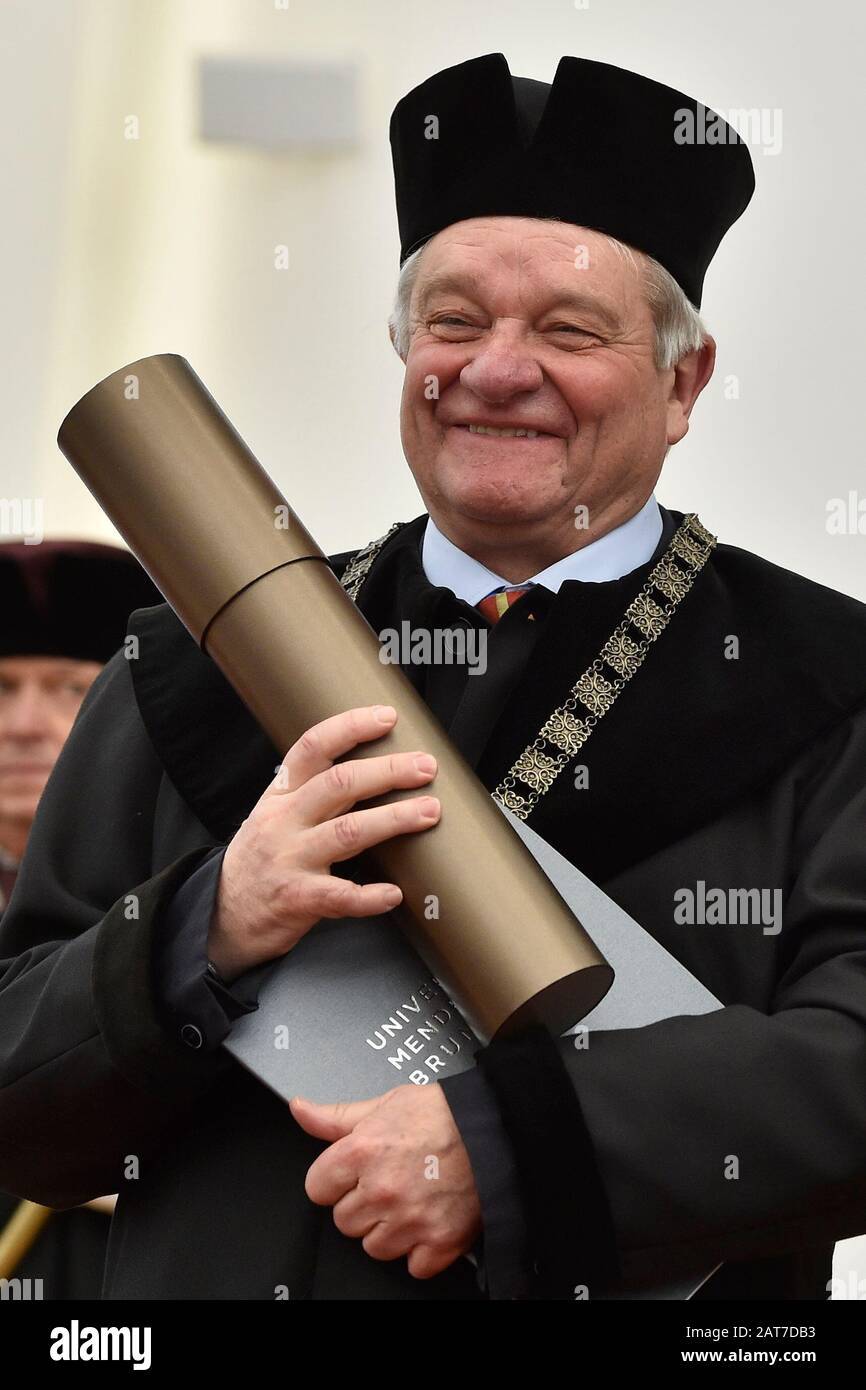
[224,804,722,1299]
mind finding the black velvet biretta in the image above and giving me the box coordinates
[0,540,162,664]
[390,53,755,307]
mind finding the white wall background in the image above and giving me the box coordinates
[2,0,865,592]
[1,0,864,1292]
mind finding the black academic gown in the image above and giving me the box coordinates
[1,508,865,1300]
[0,890,109,1299]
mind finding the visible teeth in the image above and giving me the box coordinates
[468,424,539,438]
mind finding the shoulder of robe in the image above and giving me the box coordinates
[706,538,866,712]
[123,547,361,841]
[490,523,866,881]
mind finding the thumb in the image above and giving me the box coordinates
[289,1093,383,1141]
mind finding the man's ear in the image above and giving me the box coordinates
[388,320,405,362]
[666,336,716,446]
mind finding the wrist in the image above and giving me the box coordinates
[206,899,254,984]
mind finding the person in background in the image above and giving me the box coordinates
[0,539,160,1298]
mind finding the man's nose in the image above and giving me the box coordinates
[459,329,543,402]
[1,688,53,739]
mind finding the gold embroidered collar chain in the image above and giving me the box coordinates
[339,512,717,821]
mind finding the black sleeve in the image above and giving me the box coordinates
[0,650,238,1209]
[439,1063,533,1299]
[152,846,270,1053]
[467,712,866,1293]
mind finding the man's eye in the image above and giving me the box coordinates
[549,324,593,335]
[430,316,473,329]
[44,681,89,699]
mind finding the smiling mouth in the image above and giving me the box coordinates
[452,423,555,439]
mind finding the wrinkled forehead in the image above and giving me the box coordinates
[412,216,644,315]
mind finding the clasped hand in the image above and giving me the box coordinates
[290,1083,481,1278]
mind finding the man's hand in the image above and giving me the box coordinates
[290,1084,482,1279]
[207,705,440,981]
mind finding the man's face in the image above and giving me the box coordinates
[0,656,102,834]
[398,217,704,554]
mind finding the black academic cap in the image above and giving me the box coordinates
[0,539,162,663]
[390,53,755,307]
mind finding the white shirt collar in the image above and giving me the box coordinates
[421,495,663,606]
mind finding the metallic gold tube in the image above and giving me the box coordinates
[58,354,613,1042]
[0,1200,52,1280]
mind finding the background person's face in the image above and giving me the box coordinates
[0,655,102,842]
[398,217,703,556]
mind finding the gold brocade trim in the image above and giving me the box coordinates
[339,522,403,602]
[340,513,718,823]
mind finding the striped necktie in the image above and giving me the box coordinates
[476,583,535,625]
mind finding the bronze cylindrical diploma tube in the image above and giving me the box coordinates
[58,354,613,1042]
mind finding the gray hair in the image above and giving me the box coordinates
[388,229,707,371]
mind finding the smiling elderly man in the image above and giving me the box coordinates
[2,53,866,1303]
